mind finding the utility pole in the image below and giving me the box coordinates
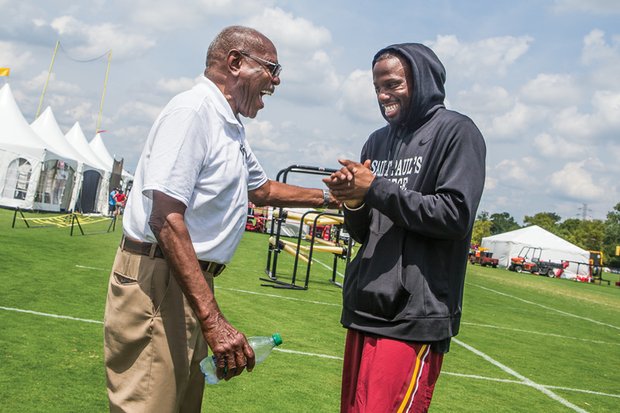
[577,203,592,220]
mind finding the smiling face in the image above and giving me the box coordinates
[372,54,412,126]
[235,44,281,119]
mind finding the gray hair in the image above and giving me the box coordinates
[206,26,268,68]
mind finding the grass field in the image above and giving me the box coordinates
[1,207,619,412]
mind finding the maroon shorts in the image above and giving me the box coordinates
[340,329,444,413]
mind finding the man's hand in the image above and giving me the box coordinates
[203,312,256,381]
[149,190,255,381]
[323,159,373,208]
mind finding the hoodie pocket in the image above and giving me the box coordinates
[348,224,410,320]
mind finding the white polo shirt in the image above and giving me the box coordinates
[123,76,268,263]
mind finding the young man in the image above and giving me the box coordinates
[104,26,334,413]
[324,43,486,412]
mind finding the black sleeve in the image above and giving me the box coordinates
[342,140,372,243]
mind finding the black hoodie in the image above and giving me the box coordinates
[341,43,486,351]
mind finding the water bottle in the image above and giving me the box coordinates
[200,333,283,384]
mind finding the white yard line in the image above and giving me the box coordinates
[467,283,620,331]
[442,371,620,399]
[462,322,620,346]
[0,306,103,324]
[274,348,343,360]
[310,257,345,279]
[453,338,589,413]
[2,305,619,404]
[218,287,340,307]
[75,264,108,271]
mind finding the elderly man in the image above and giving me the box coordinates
[104,26,334,413]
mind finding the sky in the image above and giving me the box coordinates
[1,0,619,223]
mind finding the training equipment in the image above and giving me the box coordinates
[200,333,283,384]
[261,165,353,290]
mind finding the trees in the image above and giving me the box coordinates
[472,219,492,246]
[603,203,620,268]
[490,212,520,235]
[523,212,561,234]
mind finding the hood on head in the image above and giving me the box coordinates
[372,43,446,130]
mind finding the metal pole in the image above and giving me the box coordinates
[96,50,112,133]
[35,41,60,119]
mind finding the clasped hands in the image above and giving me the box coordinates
[322,159,373,209]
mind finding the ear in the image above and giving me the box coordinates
[227,50,243,77]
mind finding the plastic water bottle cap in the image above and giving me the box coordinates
[272,333,283,346]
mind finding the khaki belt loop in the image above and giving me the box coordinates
[120,235,126,251]
[149,243,158,259]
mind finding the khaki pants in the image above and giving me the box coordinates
[104,248,213,413]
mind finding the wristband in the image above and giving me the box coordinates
[322,189,330,207]
[343,202,365,211]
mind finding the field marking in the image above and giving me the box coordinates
[218,287,340,307]
[75,264,109,271]
[0,306,103,324]
[3,305,620,402]
[274,348,343,360]
[310,257,345,279]
[443,372,620,399]
[453,338,589,412]
[462,322,620,346]
[468,283,620,331]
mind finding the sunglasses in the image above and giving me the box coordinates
[240,51,282,78]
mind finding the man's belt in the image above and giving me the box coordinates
[120,236,226,276]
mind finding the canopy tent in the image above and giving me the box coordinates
[481,225,590,275]
[0,84,74,211]
[89,132,133,185]
[31,106,107,212]
[65,122,111,214]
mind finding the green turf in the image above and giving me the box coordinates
[1,207,619,412]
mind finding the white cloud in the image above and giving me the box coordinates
[550,91,620,140]
[156,76,199,95]
[246,7,332,51]
[112,100,163,125]
[484,175,497,191]
[454,84,513,115]
[487,102,539,139]
[549,160,605,200]
[533,133,590,159]
[245,119,289,153]
[428,34,533,78]
[337,69,380,124]
[551,106,593,139]
[493,158,539,186]
[0,41,33,71]
[592,90,620,131]
[278,49,341,105]
[243,8,337,106]
[62,100,95,127]
[50,15,155,60]
[520,73,581,105]
[581,29,620,90]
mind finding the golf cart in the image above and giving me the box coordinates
[508,246,565,277]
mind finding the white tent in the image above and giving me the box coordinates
[481,225,590,275]
[31,107,106,212]
[0,84,74,211]
[89,133,133,184]
[65,122,111,214]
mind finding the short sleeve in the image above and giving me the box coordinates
[243,138,268,190]
[142,108,208,205]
